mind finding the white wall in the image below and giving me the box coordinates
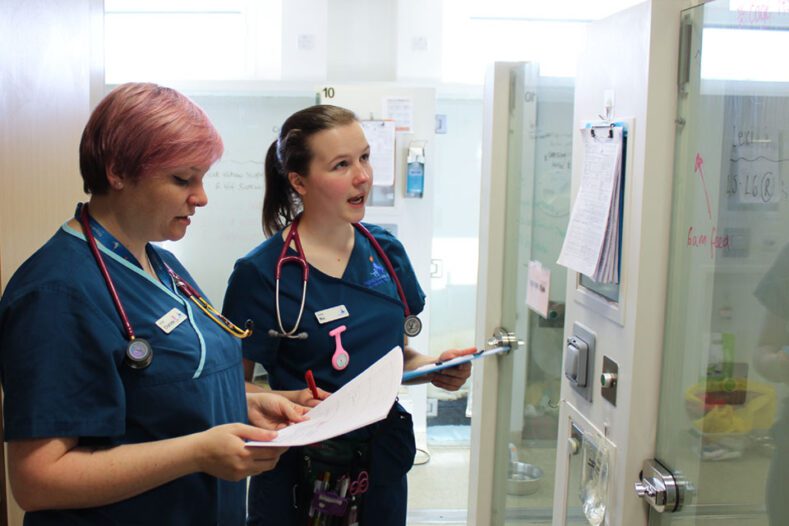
[327,0,397,81]
[396,0,444,82]
[281,0,327,80]
[278,0,445,84]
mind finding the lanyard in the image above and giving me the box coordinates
[78,203,252,361]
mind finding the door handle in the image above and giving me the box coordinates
[485,327,524,354]
[634,459,689,513]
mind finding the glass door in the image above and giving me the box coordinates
[652,1,789,524]
[482,62,575,524]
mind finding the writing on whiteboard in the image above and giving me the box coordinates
[694,153,713,220]
[687,226,730,259]
[206,170,263,192]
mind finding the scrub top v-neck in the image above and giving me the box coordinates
[0,224,248,526]
[223,222,425,392]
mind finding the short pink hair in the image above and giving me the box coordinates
[79,82,223,194]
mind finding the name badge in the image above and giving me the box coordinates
[315,305,349,325]
[156,308,187,334]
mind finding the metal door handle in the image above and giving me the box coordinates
[485,327,524,354]
[634,481,655,498]
[634,459,687,513]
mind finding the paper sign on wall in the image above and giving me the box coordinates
[526,260,551,318]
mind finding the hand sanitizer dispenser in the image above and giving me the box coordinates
[405,142,425,198]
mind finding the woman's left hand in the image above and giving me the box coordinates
[246,392,310,430]
[429,347,476,391]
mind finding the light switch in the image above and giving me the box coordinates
[564,337,588,386]
[565,322,596,402]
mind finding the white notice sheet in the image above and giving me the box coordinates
[361,120,396,186]
[246,347,403,447]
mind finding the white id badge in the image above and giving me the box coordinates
[156,308,187,334]
[315,305,349,324]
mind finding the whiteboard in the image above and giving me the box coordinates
[160,95,314,306]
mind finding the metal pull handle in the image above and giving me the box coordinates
[634,459,687,513]
[485,327,524,354]
[634,481,656,498]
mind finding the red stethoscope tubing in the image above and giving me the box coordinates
[278,217,411,316]
[79,203,137,341]
[355,223,412,317]
[81,204,252,341]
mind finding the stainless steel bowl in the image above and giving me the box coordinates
[507,462,543,496]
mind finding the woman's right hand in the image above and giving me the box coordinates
[194,423,288,481]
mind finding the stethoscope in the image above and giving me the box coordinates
[79,203,252,370]
[268,216,423,344]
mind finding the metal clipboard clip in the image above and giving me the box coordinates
[590,122,615,139]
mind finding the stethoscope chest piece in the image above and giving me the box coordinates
[404,315,422,337]
[125,338,153,369]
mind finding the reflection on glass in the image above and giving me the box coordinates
[653,1,789,524]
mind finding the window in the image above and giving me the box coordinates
[104,0,282,83]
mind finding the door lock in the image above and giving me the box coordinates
[634,459,688,513]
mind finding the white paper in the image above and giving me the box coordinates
[383,97,413,132]
[525,260,551,318]
[246,347,403,447]
[361,120,396,186]
[557,126,623,283]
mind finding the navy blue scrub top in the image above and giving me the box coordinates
[0,224,248,526]
[223,223,425,525]
[222,223,425,393]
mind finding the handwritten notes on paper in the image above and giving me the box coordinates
[246,347,403,447]
[361,120,396,186]
[557,126,624,283]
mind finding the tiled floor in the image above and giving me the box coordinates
[406,442,559,525]
[407,445,470,525]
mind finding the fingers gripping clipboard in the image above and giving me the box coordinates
[402,346,510,382]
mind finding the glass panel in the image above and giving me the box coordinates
[653,1,789,524]
[490,64,575,524]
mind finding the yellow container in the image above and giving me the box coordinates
[685,381,776,435]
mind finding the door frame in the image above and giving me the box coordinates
[468,61,522,525]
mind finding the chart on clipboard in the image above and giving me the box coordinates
[557,121,628,285]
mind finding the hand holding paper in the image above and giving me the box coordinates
[246,347,403,447]
[246,392,310,431]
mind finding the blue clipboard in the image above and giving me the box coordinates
[402,347,509,382]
